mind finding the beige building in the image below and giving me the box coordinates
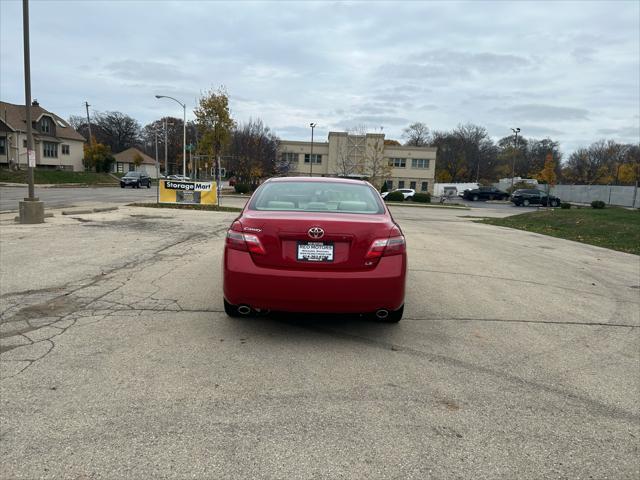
[278,131,436,193]
[113,147,159,178]
[0,100,86,171]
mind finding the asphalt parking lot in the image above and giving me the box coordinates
[1,202,638,479]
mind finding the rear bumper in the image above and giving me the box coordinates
[223,249,406,313]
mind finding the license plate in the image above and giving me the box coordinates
[297,241,334,262]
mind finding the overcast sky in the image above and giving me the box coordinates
[1,0,638,154]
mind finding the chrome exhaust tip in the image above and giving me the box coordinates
[237,305,251,315]
[375,309,389,320]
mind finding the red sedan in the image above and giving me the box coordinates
[223,177,407,322]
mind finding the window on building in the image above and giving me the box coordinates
[41,118,51,134]
[410,181,416,190]
[23,139,27,148]
[304,154,321,164]
[117,163,125,173]
[0,137,5,155]
[61,144,70,155]
[421,181,428,192]
[281,152,298,163]
[386,180,393,190]
[388,158,406,168]
[411,158,429,169]
[398,180,405,189]
[128,163,135,172]
[43,142,57,158]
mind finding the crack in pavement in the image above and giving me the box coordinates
[401,316,639,328]
[408,268,640,304]
[276,319,640,424]
[0,232,212,380]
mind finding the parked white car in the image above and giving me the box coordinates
[381,188,416,200]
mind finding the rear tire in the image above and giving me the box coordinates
[382,305,404,323]
[472,195,479,201]
[523,199,530,207]
[551,199,558,207]
[224,298,240,317]
[147,181,151,189]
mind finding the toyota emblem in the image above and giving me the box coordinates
[308,227,324,239]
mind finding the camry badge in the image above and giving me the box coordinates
[308,227,324,239]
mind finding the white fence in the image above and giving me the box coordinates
[433,183,479,196]
[548,185,639,208]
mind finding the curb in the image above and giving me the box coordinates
[0,182,119,188]
[385,202,470,210]
[61,206,119,215]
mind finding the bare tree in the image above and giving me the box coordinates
[402,122,430,146]
[364,134,390,188]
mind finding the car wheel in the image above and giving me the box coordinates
[523,199,530,207]
[382,305,404,323]
[135,182,140,189]
[224,299,240,318]
[120,184,125,188]
[472,195,479,201]
[147,181,151,189]
[551,199,558,207]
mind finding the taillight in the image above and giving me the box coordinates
[365,235,406,259]
[242,234,266,255]
[225,221,266,255]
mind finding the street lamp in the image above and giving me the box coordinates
[510,127,521,192]
[156,95,186,178]
[309,122,316,177]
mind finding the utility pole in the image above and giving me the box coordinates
[154,129,159,203]
[163,118,168,176]
[510,127,520,192]
[84,101,93,145]
[19,0,43,223]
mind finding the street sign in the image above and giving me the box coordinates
[27,149,35,167]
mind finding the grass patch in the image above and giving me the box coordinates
[479,208,640,255]
[0,169,118,185]
[129,202,242,212]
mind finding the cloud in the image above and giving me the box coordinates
[492,104,590,121]
[596,126,640,138]
[103,60,189,82]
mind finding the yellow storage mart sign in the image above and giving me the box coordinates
[159,180,217,205]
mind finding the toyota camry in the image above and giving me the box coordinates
[223,177,407,322]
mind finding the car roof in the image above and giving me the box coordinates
[265,176,368,186]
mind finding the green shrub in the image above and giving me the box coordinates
[591,200,606,209]
[380,182,388,193]
[560,202,571,209]
[411,193,431,203]
[234,183,250,194]
[385,191,405,202]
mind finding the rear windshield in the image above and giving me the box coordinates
[249,181,385,214]
[124,172,141,177]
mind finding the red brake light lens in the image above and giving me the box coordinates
[242,233,266,255]
[365,235,406,259]
[225,222,266,255]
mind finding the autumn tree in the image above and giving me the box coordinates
[562,140,629,184]
[133,152,144,170]
[194,87,235,170]
[83,141,114,172]
[227,118,279,184]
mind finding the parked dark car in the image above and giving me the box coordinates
[462,186,509,201]
[511,189,560,207]
[120,171,151,188]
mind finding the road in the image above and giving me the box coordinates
[0,203,638,479]
[1,185,530,213]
